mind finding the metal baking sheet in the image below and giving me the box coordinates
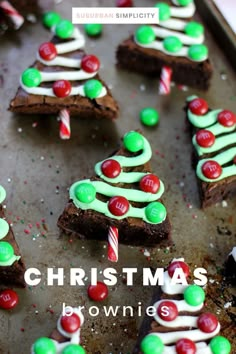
[0,0,235,353]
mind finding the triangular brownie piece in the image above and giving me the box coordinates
[31,306,86,353]
[0,185,26,288]
[185,95,236,208]
[134,258,232,354]
[58,131,171,248]
[9,18,119,121]
[116,0,213,90]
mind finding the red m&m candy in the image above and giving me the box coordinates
[101,159,121,178]
[196,130,215,148]
[61,312,81,333]
[116,0,133,7]
[217,110,236,127]
[53,80,71,98]
[157,300,178,321]
[176,338,196,354]
[108,196,129,216]
[197,313,218,333]
[168,261,190,278]
[140,174,160,193]
[0,289,19,310]
[189,98,208,116]
[38,42,57,61]
[87,281,108,301]
[202,160,222,179]
[81,55,100,73]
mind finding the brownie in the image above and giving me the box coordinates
[185,95,236,208]
[31,307,86,353]
[0,0,52,33]
[0,196,26,288]
[224,247,236,285]
[134,259,234,353]
[58,131,171,248]
[116,1,213,90]
[9,22,119,121]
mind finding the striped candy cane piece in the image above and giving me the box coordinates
[108,226,119,262]
[159,66,172,95]
[0,1,24,29]
[59,109,71,140]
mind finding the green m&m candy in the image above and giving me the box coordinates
[188,44,208,61]
[140,107,159,127]
[33,337,56,354]
[163,36,182,53]
[0,185,6,204]
[55,19,74,39]
[210,336,231,354]
[0,218,9,240]
[84,79,103,99]
[154,3,170,21]
[184,285,205,306]
[42,11,61,28]
[176,0,193,6]
[62,344,86,354]
[21,68,41,88]
[141,334,164,354]
[75,183,96,204]
[0,242,14,262]
[123,131,144,153]
[84,24,103,37]
[135,26,155,45]
[145,202,166,224]
[185,21,204,38]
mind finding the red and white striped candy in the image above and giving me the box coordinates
[158,66,172,95]
[59,109,71,140]
[0,1,24,29]
[108,226,119,262]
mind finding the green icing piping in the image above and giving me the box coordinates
[70,133,167,224]
[0,218,10,240]
[0,185,21,266]
[193,132,236,156]
[0,255,21,266]
[196,147,236,182]
[0,185,6,204]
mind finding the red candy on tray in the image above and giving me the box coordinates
[0,289,19,310]
[140,174,160,193]
[53,80,72,98]
[101,159,121,178]
[39,42,57,61]
[81,54,100,73]
[87,281,108,302]
[60,312,81,333]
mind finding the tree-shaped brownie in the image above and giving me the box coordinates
[0,184,25,288]
[134,259,232,354]
[31,306,86,354]
[9,15,119,139]
[186,95,236,207]
[58,131,171,261]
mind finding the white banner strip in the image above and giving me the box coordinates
[72,7,159,24]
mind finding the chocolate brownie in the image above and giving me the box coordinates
[0,0,52,33]
[9,19,119,121]
[31,306,86,353]
[134,258,233,354]
[0,185,25,288]
[224,247,236,285]
[186,95,236,208]
[58,131,171,248]
[116,0,213,90]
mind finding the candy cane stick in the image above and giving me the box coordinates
[158,66,172,95]
[59,109,71,140]
[108,226,119,262]
[0,1,24,29]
